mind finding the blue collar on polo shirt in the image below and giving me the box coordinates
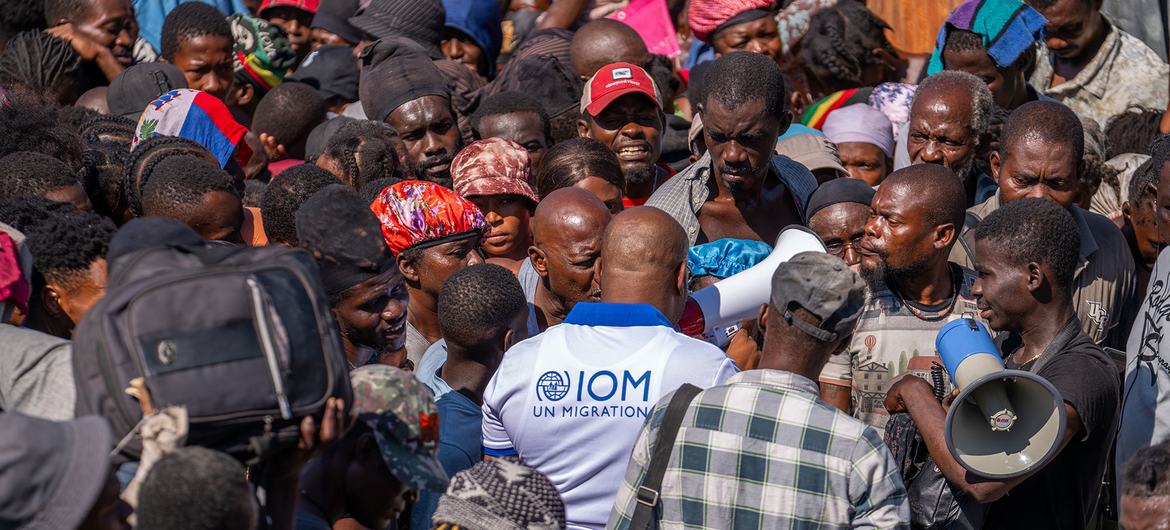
[563,302,672,328]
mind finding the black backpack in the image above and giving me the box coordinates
[73,243,351,462]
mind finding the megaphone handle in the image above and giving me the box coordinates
[930,363,947,402]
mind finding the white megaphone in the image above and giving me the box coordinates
[679,225,826,338]
[936,318,1066,479]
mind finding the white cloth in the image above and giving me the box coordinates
[481,302,738,530]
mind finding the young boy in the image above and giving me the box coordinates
[160,2,234,101]
[252,81,325,174]
[257,0,317,64]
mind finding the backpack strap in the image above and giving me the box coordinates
[956,211,983,264]
[628,383,703,530]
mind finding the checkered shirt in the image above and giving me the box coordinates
[607,370,909,529]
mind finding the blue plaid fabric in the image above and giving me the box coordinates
[608,370,909,529]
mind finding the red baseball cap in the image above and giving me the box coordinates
[258,0,319,15]
[580,62,661,117]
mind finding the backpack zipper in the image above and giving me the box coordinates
[247,276,292,420]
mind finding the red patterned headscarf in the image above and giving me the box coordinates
[370,180,488,255]
[688,0,777,43]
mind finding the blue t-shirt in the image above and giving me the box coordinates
[409,388,484,529]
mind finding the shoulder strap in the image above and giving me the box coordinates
[628,383,703,530]
[956,211,982,262]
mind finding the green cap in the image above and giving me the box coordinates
[350,365,448,491]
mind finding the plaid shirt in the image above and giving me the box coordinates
[645,152,819,247]
[608,370,909,529]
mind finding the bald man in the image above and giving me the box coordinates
[950,101,1135,346]
[517,188,612,334]
[569,19,650,80]
[818,165,988,430]
[482,206,738,530]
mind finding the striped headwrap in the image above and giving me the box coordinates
[926,0,1047,76]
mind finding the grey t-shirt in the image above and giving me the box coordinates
[0,324,75,420]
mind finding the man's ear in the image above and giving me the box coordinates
[528,246,549,278]
[757,303,770,334]
[1026,261,1044,293]
[577,118,590,138]
[674,259,687,296]
[989,149,1003,183]
[235,83,256,107]
[397,255,420,284]
[41,285,67,318]
[935,223,957,249]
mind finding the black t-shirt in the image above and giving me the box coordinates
[983,331,1120,529]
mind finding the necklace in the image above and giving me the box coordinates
[891,268,961,322]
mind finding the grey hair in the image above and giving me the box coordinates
[916,70,994,139]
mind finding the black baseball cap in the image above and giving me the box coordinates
[108,63,189,121]
[288,45,359,103]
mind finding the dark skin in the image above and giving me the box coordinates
[884,240,1082,504]
[1122,162,1170,294]
[1034,0,1110,83]
[174,190,245,244]
[990,136,1080,208]
[837,142,889,186]
[943,46,1030,111]
[46,0,137,81]
[311,27,352,50]
[578,94,666,201]
[808,202,869,274]
[398,235,486,344]
[334,267,410,369]
[906,87,981,202]
[573,176,624,215]
[77,471,132,530]
[299,428,414,530]
[696,97,801,244]
[529,188,611,329]
[45,184,95,213]
[711,16,781,62]
[167,35,235,102]
[597,207,689,324]
[441,27,487,79]
[471,195,534,263]
[441,309,529,405]
[477,112,549,172]
[756,304,851,387]
[264,6,314,63]
[568,20,649,79]
[1120,495,1170,530]
[28,259,107,339]
[386,96,461,188]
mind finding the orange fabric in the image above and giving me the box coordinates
[242,207,268,246]
[867,0,964,55]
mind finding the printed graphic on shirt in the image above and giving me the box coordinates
[533,370,652,419]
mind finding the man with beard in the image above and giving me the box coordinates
[359,38,461,187]
[886,198,1119,530]
[648,52,818,246]
[296,185,409,369]
[950,101,1135,345]
[372,181,486,367]
[578,63,669,207]
[522,188,611,335]
[817,165,984,426]
[44,0,137,83]
[903,70,996,206]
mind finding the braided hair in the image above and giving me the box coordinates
[1106,108,1164,159]
[124,136,216,217]
[800,2,897,94]
[80,114,136,146]
[321,120,402,190]
[0,31,81,105]
[81,140,132,223]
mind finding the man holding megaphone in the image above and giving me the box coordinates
[885,198,1120,529]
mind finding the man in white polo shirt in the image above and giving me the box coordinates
[481,207,738,530]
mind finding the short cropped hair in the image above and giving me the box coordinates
[1001,101,1084,162]
[471,92,551,143]
[140,155,238,216]
[260,164,340,245]
[252,82,325,153]
[437,264,527,348]
[161,2,232,61]
[136,447,256,530]
[973,197,1080,293]
[700,51,787,119]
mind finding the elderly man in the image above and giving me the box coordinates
[648,52,817,246]
[898,70,996,206]
[818,165,983,427]
[1025,0,1169,128]
[578,63,669,206]
[950,101,1135,346]
[928,0,1050,111]
[359,38,462,188]
[806,177,876,273]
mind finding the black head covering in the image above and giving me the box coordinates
[107,217,203,281]
[805,177,876,219]
[288,45,360,103]
[487,54,582,120]
[358,38,451,123]
[349,0,445,60]
[311,0,363,44]
[296,184,394,296]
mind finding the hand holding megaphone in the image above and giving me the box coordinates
[679,226,826,338]
[936,318,1067,479]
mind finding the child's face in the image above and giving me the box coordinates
[171,34,234,101]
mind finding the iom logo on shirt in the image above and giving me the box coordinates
[534,370,653,419]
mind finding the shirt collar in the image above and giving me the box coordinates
[563,302,673,328]
[1042,21,1120,100]
[727,369,820,396]
[1070,205,1100,262]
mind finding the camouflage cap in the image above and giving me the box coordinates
[350,365,448,491]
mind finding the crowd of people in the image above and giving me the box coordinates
[4,0,1170,528]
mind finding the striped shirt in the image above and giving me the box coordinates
[645,152,819,246]
[608,370,909,529]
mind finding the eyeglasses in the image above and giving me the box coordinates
[824,235,865,258]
